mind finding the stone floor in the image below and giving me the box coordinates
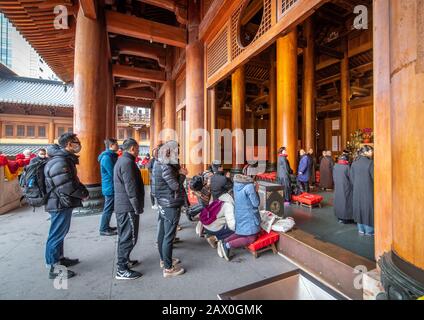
[284,190,375,261]
[0,187,295,300]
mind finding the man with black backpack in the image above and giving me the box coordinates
[44,133,89,280]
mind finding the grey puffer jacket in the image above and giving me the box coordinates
[153,141,186,208]
[44,144,88,212]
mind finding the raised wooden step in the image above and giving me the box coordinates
[278,229,376,300]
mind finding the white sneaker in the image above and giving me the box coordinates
[195,221,203,237]
[152,204,158,210]
[217,241,223,258]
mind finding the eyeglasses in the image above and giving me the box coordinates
[71,141,81,145]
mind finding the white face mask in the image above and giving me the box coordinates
[39,154,46,159]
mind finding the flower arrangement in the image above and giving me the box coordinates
[346,128,374,158]
[362,128,373,143]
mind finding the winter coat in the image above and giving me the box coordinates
[98,150,118,196]
[277,154,293,183]
[153,141,186,208]
[350,156,374,227]
[297,155,311,183]
[113,152,145,214]
[210,173,233,200]
[277,154,293,202]
[203,193,236,232]
[44,144,89,212]
[147,157,156,196]
[319,156,334,189]
[233,174,261,236]
[307,154,316,184]
[333,161,353,221]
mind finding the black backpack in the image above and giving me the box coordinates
[20,158,48,208]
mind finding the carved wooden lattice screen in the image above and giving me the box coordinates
[278,0,299,21]
[231,0,272,60]
[207,26,229,79]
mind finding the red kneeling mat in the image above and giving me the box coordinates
[247,230,280,252]
[296,193,323,205]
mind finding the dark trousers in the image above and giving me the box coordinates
[224,233,258,249]
[116,212,140,270]
[157,206,180,269]
[297,180,310,193]
[45,208,73,266]
[204,225,234,240]
[99,195,114,232]
[279,177,292,202]
[150,194,155,206]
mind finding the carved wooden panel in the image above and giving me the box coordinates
[207,26,230,78]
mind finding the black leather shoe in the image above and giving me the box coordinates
[49,267,76,279]
[59,257,80,267]
[100,229,118,236]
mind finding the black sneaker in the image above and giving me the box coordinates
[100,229,117,236]
[49,266,76,279]
[115,268,142,280]
[127,260,140,268]
[59,257,80,267]
[109,226,117,231]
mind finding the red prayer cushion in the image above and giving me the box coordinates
[297,193,323,205]
[247,230,280,252]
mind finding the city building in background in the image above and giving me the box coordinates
[0,12,57,80]
[0,71,151,156]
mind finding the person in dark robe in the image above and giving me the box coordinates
[350,146,374,236]
[333,154,354,224]
[297,149,311,193]
[319,151,334,190]
[277,147,293,205]
[307,148,316,188]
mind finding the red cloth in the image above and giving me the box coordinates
[247,230,279,252]
[337,160,349,165]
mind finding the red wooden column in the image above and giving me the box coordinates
[73,4,108,185]
[153,98,162,146]
[276,29,298,170]
[106,62,116,138]
[150,105,155,151]
[268,48,277,170]
[231,66,246,173]
[164,79,176,140]
[303,17,316,152]
[340,37,349,150]
[185,0,204,176]
[374,0,424,298]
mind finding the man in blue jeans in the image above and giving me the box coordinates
[98,138,119,236]
[44,133,89,280]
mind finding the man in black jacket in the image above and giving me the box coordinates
[44,133,89,280]
[114,138,145,280]
[154,140,187,278]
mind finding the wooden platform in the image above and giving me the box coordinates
[278,229,376,300]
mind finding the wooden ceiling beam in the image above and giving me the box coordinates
[113,64,166,83]
[106,10,186,48]
[80,0,97,19]
[112,39,166,68]
[115,88,156,100]
[138,0,187,25]
[116,97,152,108]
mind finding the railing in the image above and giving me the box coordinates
[119,113,151,126]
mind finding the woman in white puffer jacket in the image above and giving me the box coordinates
[203,192,235,248]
